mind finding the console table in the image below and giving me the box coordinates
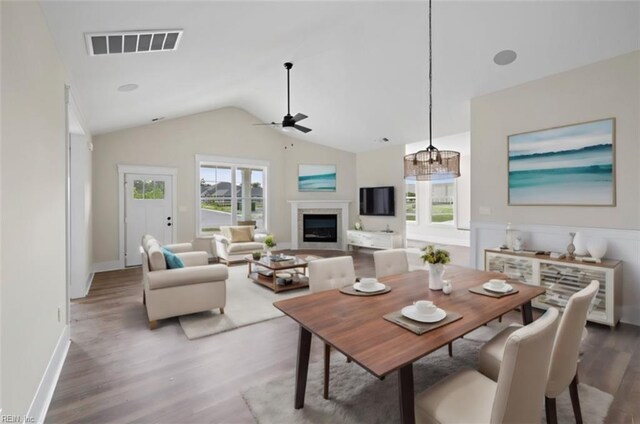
[484,249,622,327]
[347,230,403,250]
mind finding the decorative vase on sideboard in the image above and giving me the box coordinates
[573,231,588,256]
[587,237,608,262]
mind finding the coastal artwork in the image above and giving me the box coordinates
[298,164,336,192]
[508,118,615,206]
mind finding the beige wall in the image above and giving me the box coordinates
[471,51,640,229]
[1,1,68,415]
[92,107,357,264]
[470,51,640,324]
[356,144,406,239]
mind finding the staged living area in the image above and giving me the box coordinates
[1,1,640,424]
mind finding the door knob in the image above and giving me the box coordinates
[167,217,172,220]
[167,223,172,227]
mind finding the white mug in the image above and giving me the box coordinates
[489,279,506,289]
[414,300,437,315]
[360,278,377,289]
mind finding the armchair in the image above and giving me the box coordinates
[214,225,267,264]
[141,235,228,329]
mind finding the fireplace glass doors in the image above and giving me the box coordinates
[302,214,338,243]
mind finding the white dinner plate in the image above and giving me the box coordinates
[353,282,386,293]
[401,305,447,323]
[482,282,514,293]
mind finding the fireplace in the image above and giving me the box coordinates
[303,214,338,243]
[289,200,350,250]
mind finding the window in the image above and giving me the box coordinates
[405,181,417,222]
[133,179,165,199]
[430,179,455,224]
[198,160,267,234]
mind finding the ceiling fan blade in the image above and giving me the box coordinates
[252,122,280,126]
[292,113,308,122]
[294,124,312,133]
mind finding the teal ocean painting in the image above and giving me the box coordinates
[298,164,336,192]
[508,119,615,205]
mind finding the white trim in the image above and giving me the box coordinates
[26,325,70,424]
[194,155,270,237]
[93,261,123,273]
[117,164,178,268]
[84,272,95,297]
[65,85,71,325]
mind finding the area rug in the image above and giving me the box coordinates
[178,265,309,339]
[242,336,613,424]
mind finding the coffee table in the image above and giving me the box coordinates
[245,254,310,293]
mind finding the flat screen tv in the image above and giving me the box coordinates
[359,186,395,216]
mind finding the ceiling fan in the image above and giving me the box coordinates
[254,62,312,133]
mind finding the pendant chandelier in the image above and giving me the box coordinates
[404,0,461,181]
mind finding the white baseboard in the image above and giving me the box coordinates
[93,260,122,273]
[26,325,70,424]
[84,272,94,296]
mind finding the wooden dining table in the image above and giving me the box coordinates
[273,265,546,424]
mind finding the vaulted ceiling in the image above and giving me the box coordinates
[41,1,639,152]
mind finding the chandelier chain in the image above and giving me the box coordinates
[429,0,433,150]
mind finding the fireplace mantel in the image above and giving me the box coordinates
[288,200,351,250]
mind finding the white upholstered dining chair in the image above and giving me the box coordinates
[373,249,409,278]
[478,280,599,424]
[308,256,357,399]
[415,308,560,424]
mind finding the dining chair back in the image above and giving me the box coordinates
[479,280,599,424]
[414,308,559,424]
[492,308,560,423]
[547,280,599,397]
[307,255,357,399]
[373,249,409,279]
[308,256,356,293]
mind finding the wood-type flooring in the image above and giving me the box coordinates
[46,250,639,423]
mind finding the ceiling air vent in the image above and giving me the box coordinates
[85,30,183,56]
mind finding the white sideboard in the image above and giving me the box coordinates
[347,230,403,250]
[484,249,622,327]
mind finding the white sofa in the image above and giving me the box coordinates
[214,225,267,264]
[141,235,228,329]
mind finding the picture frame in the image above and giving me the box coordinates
[507,118,616,206]
[298,164,337,192]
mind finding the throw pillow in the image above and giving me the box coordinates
[161,247,184,269]
[229,226,252,243]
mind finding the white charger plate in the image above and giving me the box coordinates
[354,281,386,293]
[401,305,447,323]
[482,282,514,293]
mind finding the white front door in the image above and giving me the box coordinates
[125,173,173,266]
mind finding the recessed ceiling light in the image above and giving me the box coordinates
[494,50,517,66]
[151,117,165,122]
[118,83,139,92]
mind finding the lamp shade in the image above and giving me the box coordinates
[404,149,460,181]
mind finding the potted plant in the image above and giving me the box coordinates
[251,251,262,260]
[264,234,276,256]
[421,245,450,290]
